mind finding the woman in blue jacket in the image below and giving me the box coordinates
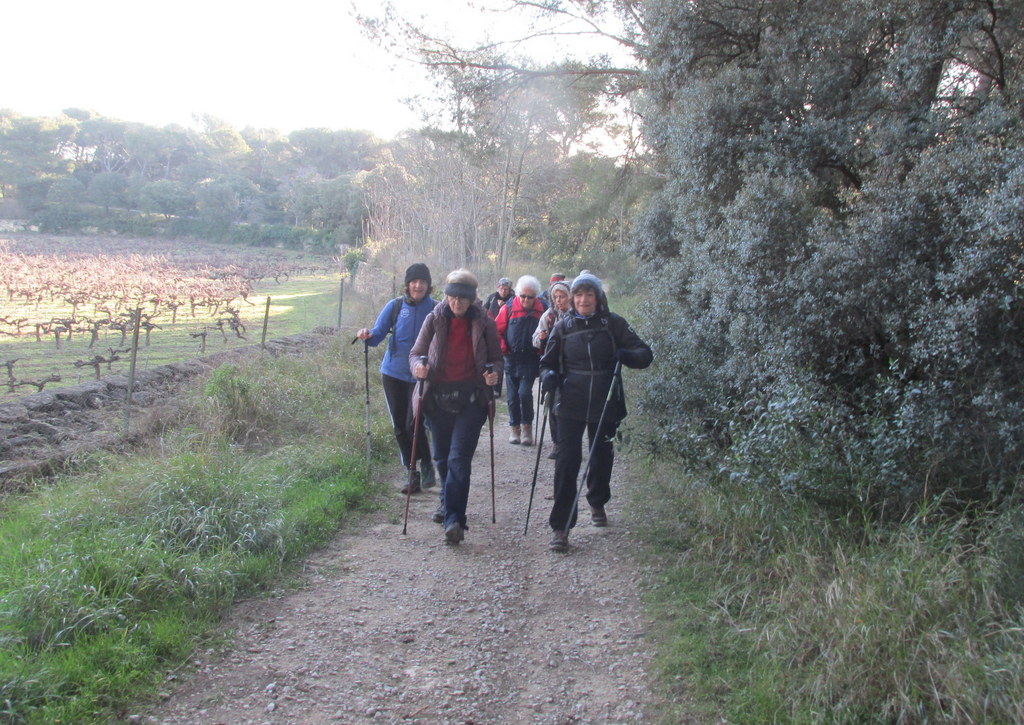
[356,263,437,493]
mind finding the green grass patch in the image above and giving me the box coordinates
[632,463,1024,723]
[0,343,389,723]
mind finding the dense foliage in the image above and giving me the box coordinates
[634,0,1024,515]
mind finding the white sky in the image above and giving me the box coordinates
[3,1,494,138]
[4,0,625,139]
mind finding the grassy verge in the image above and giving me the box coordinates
[631,462,1024,723]
[0,337,393,723]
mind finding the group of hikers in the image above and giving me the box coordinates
[355,264,653,552]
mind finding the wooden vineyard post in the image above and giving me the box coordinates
[261,296,271,349]
[336,277,344,333]
[123,307,142,437]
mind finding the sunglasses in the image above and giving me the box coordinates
[519,294,536,300]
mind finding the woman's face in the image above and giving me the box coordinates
[407,279,429,302]
[551,288,569,312]
[573,287,597,316]
[447,295,473,317]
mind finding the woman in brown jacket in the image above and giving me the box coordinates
[410,269,503,545]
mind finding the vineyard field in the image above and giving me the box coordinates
[0,234,350,401]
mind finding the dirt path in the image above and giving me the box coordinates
[144,410,657,725]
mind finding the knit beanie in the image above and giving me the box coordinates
[549,273,565,284]
[549,280,570,299]
[570,272,603,295]
[404,263,431,286]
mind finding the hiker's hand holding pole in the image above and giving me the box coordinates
[413,359,429,379]
[355,328,372,340]
[483,367,499,387]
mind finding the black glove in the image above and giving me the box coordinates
[615,348,635,366]
[540,370,562,393]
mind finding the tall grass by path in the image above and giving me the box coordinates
[0,338,394,723]
[631,462,1024,724]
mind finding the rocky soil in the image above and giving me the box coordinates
[141,413,662,725]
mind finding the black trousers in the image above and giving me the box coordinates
[548,416,616,531]
[381,373,431,469]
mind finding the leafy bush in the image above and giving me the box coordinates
[633,1,1024,516]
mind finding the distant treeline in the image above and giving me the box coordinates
[0,107,651,271]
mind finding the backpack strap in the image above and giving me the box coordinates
[387,296,404,354]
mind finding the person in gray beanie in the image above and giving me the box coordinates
[539,271,653,552]
[356,263,437,494]
[484,277,514,320]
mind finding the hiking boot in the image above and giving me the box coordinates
[420,460,437,489]
[509,426,521,444]
[521,424,534,446]
[431,501,445,524]
[444,521,465,545]
[400,471,421,494]
[548,529,569,552]
[547,444,558,460]
[590,505,608,527]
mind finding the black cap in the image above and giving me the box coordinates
[405,263,431,286]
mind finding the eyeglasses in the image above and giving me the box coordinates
[519,294,536,300]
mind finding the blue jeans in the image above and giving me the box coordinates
[425,402,488,529]
[505,371,537,427]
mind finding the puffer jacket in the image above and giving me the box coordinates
[409,299,504,418]
[495,296,544,376]
[539,290,652,425]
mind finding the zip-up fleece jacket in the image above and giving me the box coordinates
[495,297,544,377]
[363,295,437,383]
[409,299,504,419]
[539,294,653,425]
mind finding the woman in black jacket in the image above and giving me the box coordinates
[539,272,653,552]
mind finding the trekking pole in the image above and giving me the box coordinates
[523,391,549,535]
[351,336,372,481]
[565,361,622,536]
[485,363,496,524]
[403,355,428,535]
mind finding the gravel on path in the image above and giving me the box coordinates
[144,412,657,725]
